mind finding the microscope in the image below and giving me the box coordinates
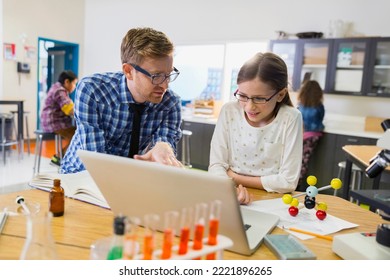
[365,119,390,250]
[332,119,390,259]
[365,119,390,179]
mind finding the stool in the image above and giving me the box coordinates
[334,161,363,198]
[181,130,192,168]
[0,113,20,164]
[10,110,31,155]
[33,130,63,174]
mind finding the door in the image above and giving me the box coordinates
[37,38,79,128]
[47,45,77,90]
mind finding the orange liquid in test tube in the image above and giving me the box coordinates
[207,218,219,245]
[193,223,205,250]
[161,211,178,260]
[123,217,141,260]
[143,234,154,260]
[206,219,219,260]
[161,228,173,259]
[123,234,137,260]
[143,214,159,260]
[206,200,222,260]
[178,207,193,255]
[178,226,190,255]
[192,203,207,260]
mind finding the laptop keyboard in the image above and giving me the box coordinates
[244,224,252,231]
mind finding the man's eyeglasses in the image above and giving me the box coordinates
[233,89,279,104]
[129,63,180,85]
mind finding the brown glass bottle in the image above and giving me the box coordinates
[49,179,65,217]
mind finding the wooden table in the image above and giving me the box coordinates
[349,189,390,214]
[0,187,385,260]
[342,145,390,200]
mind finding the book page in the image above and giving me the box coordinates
[29,171,109,209]
[243,198,358,239]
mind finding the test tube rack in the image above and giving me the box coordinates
[133,234,233,260]
[90,234,233,260]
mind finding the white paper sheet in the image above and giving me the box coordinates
[242,198,358,240]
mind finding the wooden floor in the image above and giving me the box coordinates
[22,139,57,158]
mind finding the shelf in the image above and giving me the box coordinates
[336,65,364,70]
[271,37,390,97]
[374,65,390,69]
[302,64,327,68]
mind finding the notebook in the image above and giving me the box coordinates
[78,149,279,256]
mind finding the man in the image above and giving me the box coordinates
[61,27,182,174]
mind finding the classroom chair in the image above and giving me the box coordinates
[181,129,192,168]
[10,110,31,155]
[334,161,363,199]
[33,130,63,175]
[0,113,20,164]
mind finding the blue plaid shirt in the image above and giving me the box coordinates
[60,72,182,174]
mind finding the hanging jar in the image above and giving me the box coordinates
[19,212,58,260]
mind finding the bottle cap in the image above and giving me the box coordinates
[113,216,126,235]
[376,223,390,247]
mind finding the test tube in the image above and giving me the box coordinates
[206,200,222,260]
[143,214,159,260]
[123,217,141,260]
[193,203,208,259]
[161,211,179,259]
[178,207,193,255]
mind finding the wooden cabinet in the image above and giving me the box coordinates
[269,40,300,91]
[366,37,390,97]
[328,38,370,96]
[270,39,333,92]
[177,121,215,170]
[270,37,390,98]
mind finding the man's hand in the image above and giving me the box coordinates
[134,142,183,167]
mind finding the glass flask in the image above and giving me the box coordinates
[19,211,58,260]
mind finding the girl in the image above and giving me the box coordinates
[297,80,325,187]
[209,52,303,204]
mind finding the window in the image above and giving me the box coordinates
[170,41,268,105]
[170,44,225,103]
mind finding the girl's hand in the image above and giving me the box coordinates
[236,184,252,205]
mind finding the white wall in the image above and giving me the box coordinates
[2,0,390,137]
[83,0,390,119]
[0,0,3,95]
[1,0,85,134]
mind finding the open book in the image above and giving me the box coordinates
[29,170,109,209]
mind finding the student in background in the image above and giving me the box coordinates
[61,27,182,174]
[297,80,325,187]
[209,52,303,205]
[41,70,78,166]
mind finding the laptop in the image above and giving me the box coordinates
[78,149,279,256]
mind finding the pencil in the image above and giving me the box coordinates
[284,227,333,241]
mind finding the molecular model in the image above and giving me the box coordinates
[282,176,342,220]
